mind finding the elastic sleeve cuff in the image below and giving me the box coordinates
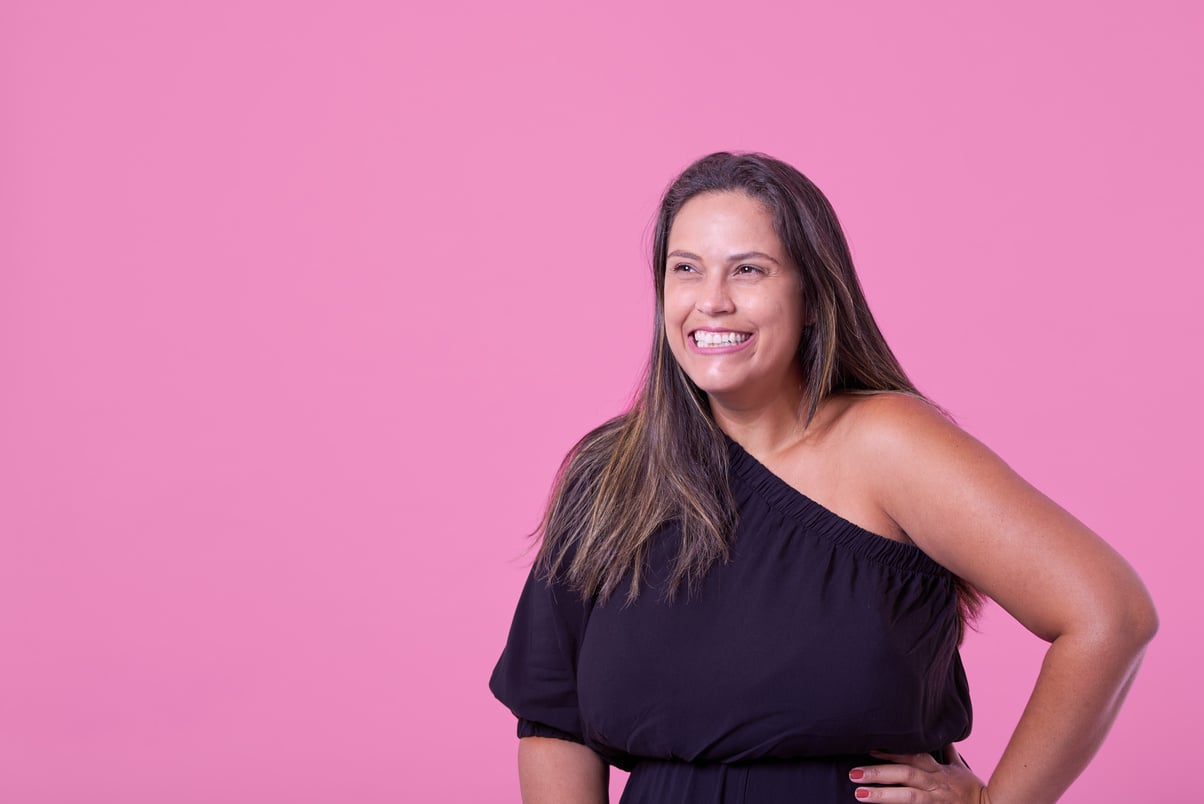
[517,717,585,745]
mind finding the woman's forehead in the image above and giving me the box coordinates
[667,192,786,260]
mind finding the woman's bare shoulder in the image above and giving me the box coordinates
[833,391,1006,513]
[828,391,960,452]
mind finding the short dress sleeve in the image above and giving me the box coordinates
[489,561,593,744]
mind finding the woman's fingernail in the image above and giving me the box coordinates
[855,789,870,800]
[849,768,865,781]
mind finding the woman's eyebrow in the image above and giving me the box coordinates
[728,251,780,265]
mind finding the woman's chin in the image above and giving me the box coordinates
[685,371,747,398]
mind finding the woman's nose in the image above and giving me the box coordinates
[697,277,734,315]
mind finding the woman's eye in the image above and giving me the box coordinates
[736,264,762,275]
[671,263,696,273]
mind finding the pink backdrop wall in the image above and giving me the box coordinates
[2,1,1199,802]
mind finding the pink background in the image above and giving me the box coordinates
[2,1,1200,802]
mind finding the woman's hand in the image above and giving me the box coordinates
[849,746,990,803]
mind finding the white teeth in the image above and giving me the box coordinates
[693,331,751,347]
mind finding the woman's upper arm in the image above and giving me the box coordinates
[860,394,1157,645]
[518,736,609,804]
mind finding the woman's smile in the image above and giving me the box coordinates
[689,328,754,352]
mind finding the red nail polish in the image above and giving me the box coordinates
[855,790,870,800]
[849,769,865,781]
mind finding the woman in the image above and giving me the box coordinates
[489,152,1156,803]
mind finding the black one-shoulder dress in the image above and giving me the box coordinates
[490,437,972,803]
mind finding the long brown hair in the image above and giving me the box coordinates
[535,152,982,630]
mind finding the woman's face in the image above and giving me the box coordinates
[663,191,806,408]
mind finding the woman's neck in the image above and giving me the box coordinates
[707,380,814,460]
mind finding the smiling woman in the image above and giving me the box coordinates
[489,152,1156,804]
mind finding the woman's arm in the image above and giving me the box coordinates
[518,737,609,804]
[852,395,1157,804]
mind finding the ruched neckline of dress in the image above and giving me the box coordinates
[724,433,948,577]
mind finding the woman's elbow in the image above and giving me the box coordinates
[1087,581,1159,656]
[1127,590,1159,648]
